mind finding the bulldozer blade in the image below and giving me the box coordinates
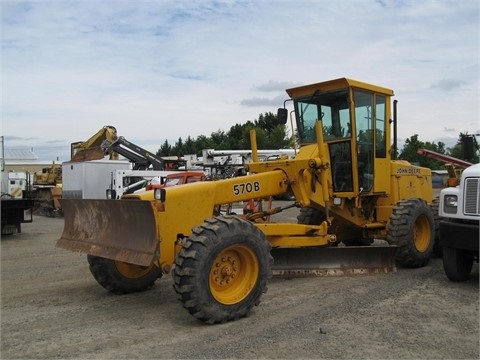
[271,245,397,278]
[56,199,158,266]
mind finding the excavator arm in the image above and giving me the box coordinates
[70,126,119,162]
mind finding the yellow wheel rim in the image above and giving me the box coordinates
[115,261,154,279]
[209,245,259,305]
[413,214,431,253]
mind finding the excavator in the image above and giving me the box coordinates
[70,125,119,162]
[57,78,436,324]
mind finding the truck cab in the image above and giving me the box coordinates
[439,163,480,281]
[1,171,34,235]
[145,171,206,191]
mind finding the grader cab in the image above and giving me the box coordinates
[57,78,436,324]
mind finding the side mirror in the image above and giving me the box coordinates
[277,108,288,125]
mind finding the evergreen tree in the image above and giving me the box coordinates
[184,136,196,155]
[171,137,184,157]
[155,111,296,157]
[157,139,172,157]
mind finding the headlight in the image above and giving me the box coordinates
[443,195,458,214]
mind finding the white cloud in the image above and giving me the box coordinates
[1,0,479,161]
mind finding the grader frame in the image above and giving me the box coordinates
[57,78,436,324]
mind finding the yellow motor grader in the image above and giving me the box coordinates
[57,78,435,324]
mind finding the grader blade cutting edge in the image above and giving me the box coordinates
[271,245,397,278]
[56,199,158,267]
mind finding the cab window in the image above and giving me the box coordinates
[295,89,350,144]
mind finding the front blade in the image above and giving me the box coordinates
[56,199,158,266]
[271,245,397,278]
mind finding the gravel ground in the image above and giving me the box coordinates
[1,210,478,360]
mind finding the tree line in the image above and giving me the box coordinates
[156,112,292,157]
[156,112,479,169]
[398,133,479,169]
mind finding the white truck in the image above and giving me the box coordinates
[1,171,34,235]
[438,163,480,281]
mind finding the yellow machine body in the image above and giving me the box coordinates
[57,78,436,323]
[59,78,433,270]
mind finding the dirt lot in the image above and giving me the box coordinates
[1,210,479,360]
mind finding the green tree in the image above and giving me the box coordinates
[171,137,184,157]
[252,127,268,149]
[447,132,479,163]
[156,111,290,158]
[195,135,214,154]
[399,134,446,169]
[254,112,278,133]
[253,112,290,149]
[227,123,247,150]
[210,130,229,149]
[269,125,290,148]
[184,135,196,155]
[157,139,172,157]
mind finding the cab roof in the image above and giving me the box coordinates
[285,77,394,98]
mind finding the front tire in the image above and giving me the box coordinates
[173,216,272,324]
[87,255,161,294]
[442,247,474,282]
[387,198,435,268]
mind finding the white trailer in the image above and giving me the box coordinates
[62,160,131,199]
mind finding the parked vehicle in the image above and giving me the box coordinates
[438,163,479,281]
[57,77,437,324]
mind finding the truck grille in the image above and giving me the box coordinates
[464,177,480,216]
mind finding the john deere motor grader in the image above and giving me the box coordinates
[57,78,435,324]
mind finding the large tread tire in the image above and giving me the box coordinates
[442,247,474,282]
[87,255,161,294]
[173,216,272,324]
[387,198,435,268]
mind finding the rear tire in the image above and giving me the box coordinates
[442,247,474,282]
[297,207,325,225]
[387,198,435,268]
[173,216,272,324]
[297,207,371,245]
[87,255,161,294]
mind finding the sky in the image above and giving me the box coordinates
[1,0,479,162]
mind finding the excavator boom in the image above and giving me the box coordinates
[71,126,119,162]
